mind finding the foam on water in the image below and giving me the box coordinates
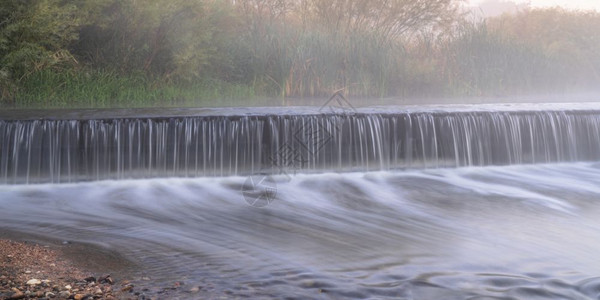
[2,104,600,298]
[1,163,600,299]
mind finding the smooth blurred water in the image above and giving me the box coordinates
[5,103,600,184]
[2,163,600,299]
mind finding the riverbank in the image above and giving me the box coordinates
[0,231,196,300]
[0,234,136,300]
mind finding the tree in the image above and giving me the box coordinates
[488,8,600,87]
[71,0,239,81]
[0,0,82,101]
[301,0,465,40]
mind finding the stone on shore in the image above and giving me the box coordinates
[26,278,41,285]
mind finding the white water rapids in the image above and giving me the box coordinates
[1,162,600,299]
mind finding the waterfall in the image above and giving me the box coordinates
[2,109,600,183]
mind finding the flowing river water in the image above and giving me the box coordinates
[1,103,600,299]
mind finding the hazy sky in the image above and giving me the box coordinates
[470,0,600,11]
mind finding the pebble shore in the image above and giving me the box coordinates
[0,239,154,300]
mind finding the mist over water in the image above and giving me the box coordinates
[1,103,600,298]
[2,163,600,299]
[3,0,600,298]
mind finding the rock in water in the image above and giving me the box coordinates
[98,275,114,285]
[84,276,96,283]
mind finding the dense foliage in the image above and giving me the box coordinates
[1,0,599,107]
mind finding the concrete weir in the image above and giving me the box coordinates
[2,105,600,183]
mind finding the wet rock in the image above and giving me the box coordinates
[83,276,96,283]
[98,275,113,285]
[7,289,24,300]
[120,285,134,292]
[57,290,70,298]
[73,294,94,300]
[75,281,87,287]
[73,294,84,300]
[7,291,25,300]
[189,286,200,293]
[73,293,94,300]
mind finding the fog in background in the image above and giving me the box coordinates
[471,0,600,15]
[469,0,530,18]
[2,0,600,108]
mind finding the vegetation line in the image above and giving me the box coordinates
[1,1,599,108]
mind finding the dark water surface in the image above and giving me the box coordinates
[1,163,600,299]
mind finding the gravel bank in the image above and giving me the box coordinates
[0,236,195,300]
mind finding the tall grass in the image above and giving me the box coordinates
[442,19,600,96]
[241,23,409,99]
[4,5,600,108]
[442,22,546,96]
[11,70,256,108]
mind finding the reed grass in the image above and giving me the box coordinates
[11,70,256,108]
[3,5,600,108]
[243,25,405,99]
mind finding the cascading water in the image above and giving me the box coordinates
[2,104,600,299]
[2,107,600,183]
